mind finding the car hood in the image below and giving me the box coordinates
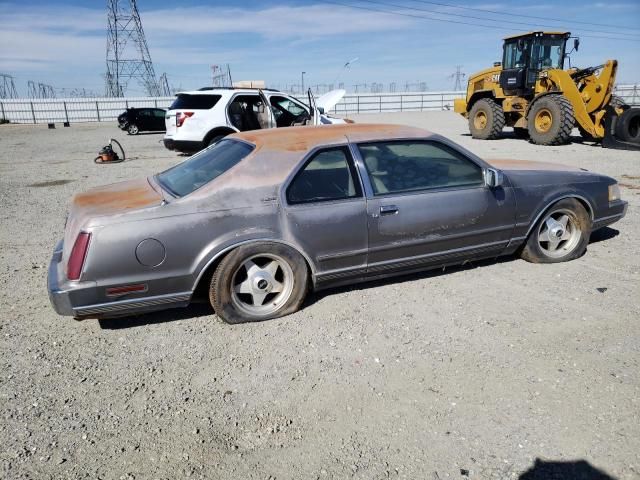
[63,178,162,263]
[486,158,584,172]
[316,89,346,112]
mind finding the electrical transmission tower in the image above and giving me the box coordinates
[27,81,55,98]
[0,74,19,98]
[449,65,466,91]
[106,0,160,97]
[159,73,171,96]
[211,64,232,88]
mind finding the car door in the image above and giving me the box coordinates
[282,145,368,286]
[137,109,152,131]
[354,139,516,275]
[257,90,276,129]
[152,109,166,130]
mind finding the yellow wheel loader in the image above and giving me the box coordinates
[454,32,640,150]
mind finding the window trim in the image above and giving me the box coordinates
[284,144,364,206]
[355,139,486,198]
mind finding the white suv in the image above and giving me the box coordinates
[163,87,347,153]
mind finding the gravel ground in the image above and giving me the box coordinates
[1,113,639,480]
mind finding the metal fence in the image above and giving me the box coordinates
[1,85,638,124]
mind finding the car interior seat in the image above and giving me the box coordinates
[363,153,389,194]
[228,101,245,131]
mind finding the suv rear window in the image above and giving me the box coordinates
[170,94,221,110]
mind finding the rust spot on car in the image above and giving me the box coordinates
[234,124,432,152]
[73,178,162,213]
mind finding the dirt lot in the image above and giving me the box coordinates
[1,113,639,480]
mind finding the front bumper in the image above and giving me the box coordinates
[47,240,97,317]
[593,200,628,230]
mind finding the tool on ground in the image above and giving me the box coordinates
[94,139,125,164]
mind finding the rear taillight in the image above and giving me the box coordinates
[67,232,91,280]
[176,111,194,127]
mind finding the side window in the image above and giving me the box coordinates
[287,147,362,205]
[358,141,483,196]
[154,109,166,118]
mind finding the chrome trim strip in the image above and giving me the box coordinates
[593,212,625,224]
[74,292,191,316]
[367,239,507,272]
[367,224,513,254]
[317,248,368,262]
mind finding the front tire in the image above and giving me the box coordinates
[127,123,139,135]
[468,98,505,140]
[527,95,574,145]
[520,198,591,264]
[210,242,309,324]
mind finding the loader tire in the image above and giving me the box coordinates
[615,108,640,143]
[528,95,574,146]
[469,98,504,140]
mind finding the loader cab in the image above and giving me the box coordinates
[499,32,569,95]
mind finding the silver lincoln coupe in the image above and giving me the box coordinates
[48,124,627,324]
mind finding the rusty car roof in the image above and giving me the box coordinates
[231,124,435,152]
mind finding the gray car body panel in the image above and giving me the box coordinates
[47,124,627,319]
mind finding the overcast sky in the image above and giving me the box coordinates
[0,0,638,96]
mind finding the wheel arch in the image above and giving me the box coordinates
[191,238,316,299]
[467,90,498,112]
[525,194,594,238]
[203,126,236,145]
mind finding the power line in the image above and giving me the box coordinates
[318,0,640,43]
[406,0,640,32]
[359,0,640,39]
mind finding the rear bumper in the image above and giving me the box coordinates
[163,138,203,153]
[48,240,192,320]
[593,200,628,230]
[47,240,98,317]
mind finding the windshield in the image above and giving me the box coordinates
[156,139,254,197]
[530,36,566,70]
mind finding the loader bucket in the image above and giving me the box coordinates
[602,105,640,151]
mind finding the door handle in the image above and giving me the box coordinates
[380,205,399,215]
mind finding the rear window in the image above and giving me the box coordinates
[156,139,254,197]
[170,94,221,110]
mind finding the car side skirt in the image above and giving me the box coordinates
[73,292,191,320]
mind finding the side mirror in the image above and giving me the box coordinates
[484,168,504,188]
[317,106,325,114]
[574,38,580,52]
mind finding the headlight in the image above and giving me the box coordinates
[609,184,621,202]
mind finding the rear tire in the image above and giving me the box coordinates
[206,134,225,147]
[468,98,505,140]
[614,108,640,143]
[527,95,574,145]
[520,198,591,264]
[209,242,309,324]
